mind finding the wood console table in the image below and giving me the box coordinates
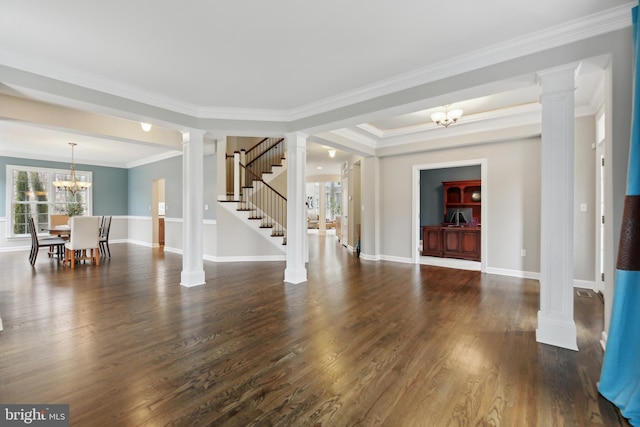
[422,226,481,261]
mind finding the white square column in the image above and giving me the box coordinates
[284,132,308,284]
[181,129,206,287]
[536,64,579,350]
[319,181,327,236]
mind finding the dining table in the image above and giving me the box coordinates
[44,225,71,238]
[42,224,104,264]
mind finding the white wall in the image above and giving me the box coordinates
[216,206,286,261]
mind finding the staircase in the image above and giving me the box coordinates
[220,138,287,249]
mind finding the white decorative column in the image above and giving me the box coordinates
[284,132,308,284]
[216,137,227,200]
[319,181,327,236]
[181,129,206,287]
[536,63,579,350]
[233,152,240,201]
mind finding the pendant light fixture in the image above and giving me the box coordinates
[431,105,464,128]
[53,143,92,195]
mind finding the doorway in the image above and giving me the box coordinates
[595,110,606,295]
[412,159,488,272]
[152,178,165,248]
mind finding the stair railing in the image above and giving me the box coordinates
[238,164,287,238]
[245,137,285,178]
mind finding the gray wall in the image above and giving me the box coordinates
[128,156,183,217]
[2,151,218,221]
[127,153,217,220]
[380,136,542,274]
[420,165,481,226]
[379,116,597,280]
[574,115,596,282]
[0,156,128,216]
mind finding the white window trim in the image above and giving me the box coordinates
[5,164,93,238]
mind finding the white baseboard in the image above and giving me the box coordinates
[359,253,381,261]
[206,255,286,262]
[127,239,155,248]
[379,254,413,264]
[485,267,539,280]
[420,256,481,271]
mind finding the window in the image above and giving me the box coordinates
[6,165,92,237]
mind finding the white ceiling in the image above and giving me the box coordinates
[0,120,181,168]
[0,1,631,171]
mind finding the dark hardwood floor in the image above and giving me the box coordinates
[0,235,630,426]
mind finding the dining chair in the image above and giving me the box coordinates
[27,217,66,265]
[50,214,69,227]
[49,214,70,240]
[99,216,112,257]
[65,216,101,269]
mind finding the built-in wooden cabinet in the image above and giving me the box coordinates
[442,227,481,261]
[421,179,482,262]
[422,226,481,261]
[422,226,443,257]
[443,179,481,225]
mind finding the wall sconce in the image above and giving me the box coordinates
[328,149,336,158]
[140,122,152,132]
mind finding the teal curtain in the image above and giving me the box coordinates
[598,4,640,426]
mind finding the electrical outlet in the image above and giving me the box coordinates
[521,249,526,257]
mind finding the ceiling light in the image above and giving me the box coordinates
[140,122,152,132]
[317,166,323,170]
[431,105,463,128]
[53,143,92,195]
[328,149,336,158]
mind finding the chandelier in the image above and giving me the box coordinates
[431,105,463,128]
[53,143,92,195]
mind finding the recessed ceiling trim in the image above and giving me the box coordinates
[356,123,385,138]
[330,129,378,148]
[377,106,543,148]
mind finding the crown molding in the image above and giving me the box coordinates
[0,3,632,124]
[285,2,634,121]
[125,150,182,169]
